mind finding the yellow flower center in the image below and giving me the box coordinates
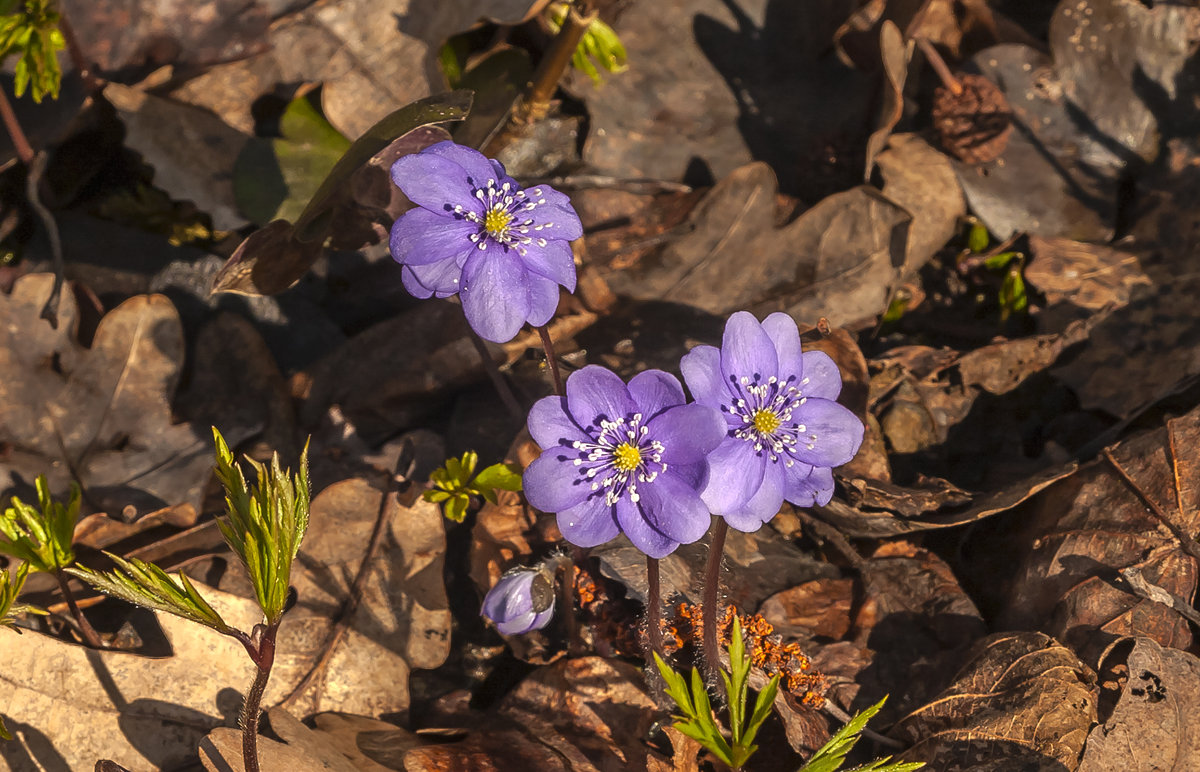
[613,443,642,472]
[484,206,513,236]
[752,409,781,435]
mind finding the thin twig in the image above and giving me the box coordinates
[1120,565,1200,629]
[278,457,406,707]
[1103,447,1200,564]
[467,328,523,419]
[537,324,565,396]
[54,569,103,648]
[55,11,99,91]
[27,151,65,327]
[917,38,962,95]
[0,85,33,164]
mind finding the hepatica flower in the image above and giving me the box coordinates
[481,565,556,635]
[524,366,726,558]
[681,312,864,532]
[389,141,583,342]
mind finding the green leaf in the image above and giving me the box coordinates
[0,561,41,628]
[743,674,780,753]
[983,250,1020,271]
[234,94,353,226]
[292,90,473,241]
[443,494,469,524]
[68,555,234,635]
[212,428,311,623]
[966,220,989,253]
[422,489,451,503]
[999,264,1028,322]
[546,3,627,85]
[472,462,523,495]
[0,0,64,102]
[0,476,80,573]
[797,697,923,772]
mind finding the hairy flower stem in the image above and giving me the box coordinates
[54,569,102,648]
[0,86,34,164]
[646,555,664,658]
[241,624,279,772]
[556,552,583,655]
[702,519,728,684]
[537,325,565,396]
[917,38,962,95]
[467,328,523,419]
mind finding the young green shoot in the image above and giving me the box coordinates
[424,450,522,523]
[0,476,101,646]
[654,616,781,770]
[0,0,65,103]
[73,429,313,772]
[797,698,924,772]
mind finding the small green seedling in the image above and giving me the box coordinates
[654,616,780,770]
[424,450,522,523]
[0,561,44,740]
[71,428,311,772]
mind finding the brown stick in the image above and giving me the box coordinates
[917,38,962,95]
[241,625,277,772]
[468,328,524,419]
[0,86,33,164]
[55,569,103,648]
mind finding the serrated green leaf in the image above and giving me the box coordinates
[0,0,63,103]
[212,428,310,623]
[797,698,921,772]
[69,555,234,635]
[743,674,780,751]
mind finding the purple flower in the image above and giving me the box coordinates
[523,366,726,558]
[481,566,556,635]
[680,312,864,532]
[389,141,583,343]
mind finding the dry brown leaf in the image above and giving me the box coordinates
[0,274,230,517]
[992,406,1200,663]
[606,162,911,326]
[170,0,546,138]
[892,632,1097,771]
[1077,637,1200,771]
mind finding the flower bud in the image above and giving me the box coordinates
[481,565,556,635]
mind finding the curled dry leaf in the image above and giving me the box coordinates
[892,632,1097,771]
[200,707,360,772]
[1077,637,1200,771]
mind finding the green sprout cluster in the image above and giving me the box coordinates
[0,0,65,102]
[547,2,627,84]
[0,476,79,573]
[798,699,924,772]
[423,450,522,522]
